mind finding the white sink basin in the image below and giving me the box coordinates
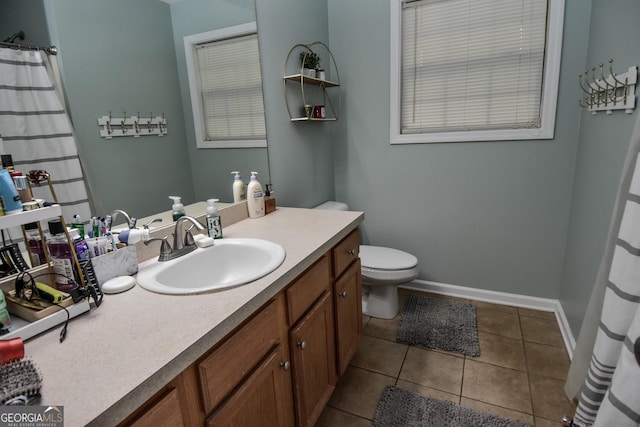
[136,238,286,295]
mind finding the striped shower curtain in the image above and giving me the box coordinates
[0,47,92,228]
[571,114,640,426]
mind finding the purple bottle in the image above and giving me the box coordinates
[24,222,46,267]
[47,219,76,293]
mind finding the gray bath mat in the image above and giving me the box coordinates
[373,386,532,427]
[397,294,480,357]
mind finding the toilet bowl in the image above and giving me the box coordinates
[314,201,419,319]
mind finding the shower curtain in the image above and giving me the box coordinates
[0,47,92,227]
[566,111,640,426]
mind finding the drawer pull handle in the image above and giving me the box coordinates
[297,340,307,350]
[339,291,348,298]
[279,361,290,371]
[348,249,357,256]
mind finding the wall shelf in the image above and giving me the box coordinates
[283,74,339,88]
[283,42,341,122]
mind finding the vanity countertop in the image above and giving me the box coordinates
[22,207,364,426]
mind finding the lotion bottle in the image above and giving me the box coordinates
[206,199,223,239]
[246,172,265,219]
[231,171,246,203]
[169,196,185,221]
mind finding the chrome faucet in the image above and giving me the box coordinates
[144,216,205,262]
[173,216,206,252]
[106,209,136,230]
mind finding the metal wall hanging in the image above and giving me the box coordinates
[97,112,167,139]
[578,59,637,115]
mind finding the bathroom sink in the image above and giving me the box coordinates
[136,238,286,295]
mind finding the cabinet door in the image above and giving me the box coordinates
[124,365,202,427]
[206,345,294,427]
[290,291,337,427]
[128,388,184,427]
[334,259,363,376]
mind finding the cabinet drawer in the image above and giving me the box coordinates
[332,229,359,278]
[286,254,331,326]
[198,299,280,415]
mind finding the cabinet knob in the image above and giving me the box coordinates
[297,340,307,350]
[279,361,290,371]
[348,249,357,256]
[339,291,348,298]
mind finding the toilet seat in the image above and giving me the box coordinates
[360,245,419,284]
[359,246,418,270]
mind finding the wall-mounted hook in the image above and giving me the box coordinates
[133,112,140,136]
[578,59,637,115]
[105,111,113,135]
[97,111,169,138]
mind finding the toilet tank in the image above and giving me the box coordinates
[314,201,349,211]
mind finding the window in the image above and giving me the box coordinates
[185,22,266,148]
[390,0,565,144]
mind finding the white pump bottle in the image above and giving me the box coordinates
[246,172,265,218]
[169,196,185,220]
[231,171,246,203]
[206,198,223,239]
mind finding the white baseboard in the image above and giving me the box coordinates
[400,279,576,360]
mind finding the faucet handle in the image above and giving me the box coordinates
[143,218,162,229]
[184,230,197,247]
[144,236,173,261]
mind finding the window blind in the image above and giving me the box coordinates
[401,0,548,134]
[196,33,265,141]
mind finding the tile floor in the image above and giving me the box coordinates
[316,289,577,426]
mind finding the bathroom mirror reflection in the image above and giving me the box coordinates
[0,0,270,221]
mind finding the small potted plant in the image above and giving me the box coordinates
[300,50,320,78]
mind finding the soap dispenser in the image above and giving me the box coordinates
[206,199,223,239]
[231,171,246,203]
[169,196,185,221]
[247,172,265,219]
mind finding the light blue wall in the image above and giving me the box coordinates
[255,0,336,208]
[0,1,49,46]
[326,0,590,303]
[169,0,270,203]
[560,0,640,333]
[44,0,194,218]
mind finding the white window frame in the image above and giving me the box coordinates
[390,0,565,144]
[184,22,267,149]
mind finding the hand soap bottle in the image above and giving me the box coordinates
[246,172,265,219]
[231,171,246,203]
[169,196,185,221]
[206,199,223,239]
[265,184,276,214]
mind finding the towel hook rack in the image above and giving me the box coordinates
[578,59,637,115]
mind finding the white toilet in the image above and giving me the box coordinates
[314,201,419,319]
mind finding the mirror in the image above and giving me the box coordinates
[0,0,270,220]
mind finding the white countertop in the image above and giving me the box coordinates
[22,207,363,426]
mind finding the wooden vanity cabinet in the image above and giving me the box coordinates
[120,229,362,427]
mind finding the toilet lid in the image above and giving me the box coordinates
[359,245,418,271]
